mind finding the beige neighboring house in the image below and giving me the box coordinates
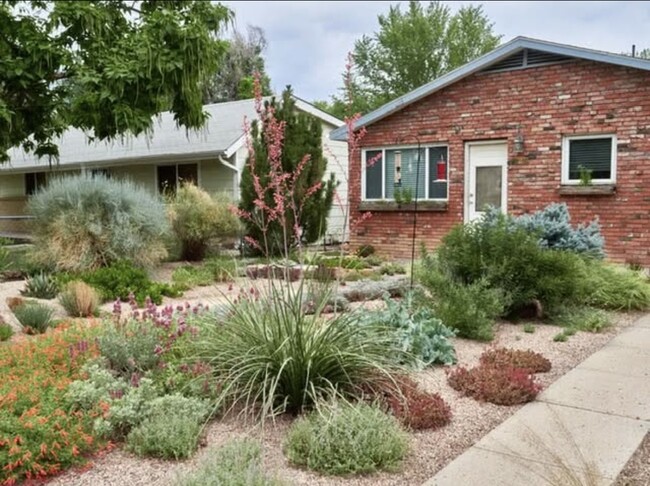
[0,96,349,244]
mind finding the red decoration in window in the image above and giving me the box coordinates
[436,158,447,181]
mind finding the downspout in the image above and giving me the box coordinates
[218,153,240,200]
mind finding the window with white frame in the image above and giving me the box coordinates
[157,163,198,194]
[562,134,616,184]
[363,146,448,200]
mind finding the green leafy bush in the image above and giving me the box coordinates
[205,256,238,282]
[0,322,13,341]
[379,262,407,276]
[175,439,285,486]
[28,173,169,271]
[168,184,241,261]
[13,301,54,334]
[582,263,650,310]
[363,293,456,367]
[60,260,180,305]
[432,216,586,315]
[59,281,100,317]
[191,284,404,417]
[285,401,408,475]
[356,244,376,258]
[21,272,59,299]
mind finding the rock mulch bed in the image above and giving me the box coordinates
[47,312,639,486]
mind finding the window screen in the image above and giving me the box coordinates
[568,138,612,180]
[365,150,382,199]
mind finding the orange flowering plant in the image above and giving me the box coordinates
[0,323,101,485]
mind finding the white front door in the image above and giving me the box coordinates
[465,141,508,222]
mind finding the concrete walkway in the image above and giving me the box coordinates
[426,315,650,486]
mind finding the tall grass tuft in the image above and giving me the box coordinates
[583,263,650,311]
[190,283,405,419]
[13,301,55,334]
[59,281,100,317]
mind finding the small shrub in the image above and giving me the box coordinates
[21,272,59,299]
[342,269,382,282]
[60,260,180,305]
[448,365,541,405]
[28,173,169,271]
[204,256,238,282]
[523,324,535,333]
[284,401,408,475]
[13,301,55,334]
[168,185,241,261]
[379,262,407,276]
[356,244,376,258]
[479,348,551,373]
[0,321,13,341]
[553,332,568,342]
[365,255,383,267]
[172,265,214,290]
[421,268,505,341]
[98,321,161,377]
[59,281,100,317]
[363,293,457,367]
[175,439,285,486]
[511,203,604,258]
[382,376,451,431]
[126,413,202,460]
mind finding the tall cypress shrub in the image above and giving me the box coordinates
[239,87,336,255]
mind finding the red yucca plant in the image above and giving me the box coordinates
[448,365,541,406]
[479,348,552,374]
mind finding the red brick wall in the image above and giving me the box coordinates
[349,60,650,266]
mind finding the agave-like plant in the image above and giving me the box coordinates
[21,272,59,299]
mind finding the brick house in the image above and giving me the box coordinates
[330,37,650,266]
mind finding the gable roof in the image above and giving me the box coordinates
[330,36,650,141]
[3,96,342,173]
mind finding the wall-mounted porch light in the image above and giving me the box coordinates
[514,130,525,154]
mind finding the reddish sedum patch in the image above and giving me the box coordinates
[479,347,551,373]
[447,365,542,405]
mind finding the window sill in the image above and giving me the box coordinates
[358,200,448,212]
[558,184,616,196]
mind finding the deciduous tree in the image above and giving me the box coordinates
[0,0,232,162]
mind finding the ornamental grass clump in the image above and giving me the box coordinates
[13,301,55,334]
[191,284,405,419]
[284,400,408,475]
[28,174,169,271]
[59,281,100,317]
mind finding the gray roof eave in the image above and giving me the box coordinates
[330,36,650,141]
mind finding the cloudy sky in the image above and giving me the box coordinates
[222,1,649,102]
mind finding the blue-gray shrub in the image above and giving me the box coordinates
[482,204,604,257]
[28,174,170,271]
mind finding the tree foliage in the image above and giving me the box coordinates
[0,0,232,163]
[319,1,500,118]
[239,87,336,255]
[203,25,272,103]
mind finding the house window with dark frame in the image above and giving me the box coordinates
[157,163,198,194]
[90,168,111,179]
[562,135,616,184]
[363,146,448,201]
[24,172,47,196]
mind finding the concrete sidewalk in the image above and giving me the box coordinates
[426,315,650,486]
